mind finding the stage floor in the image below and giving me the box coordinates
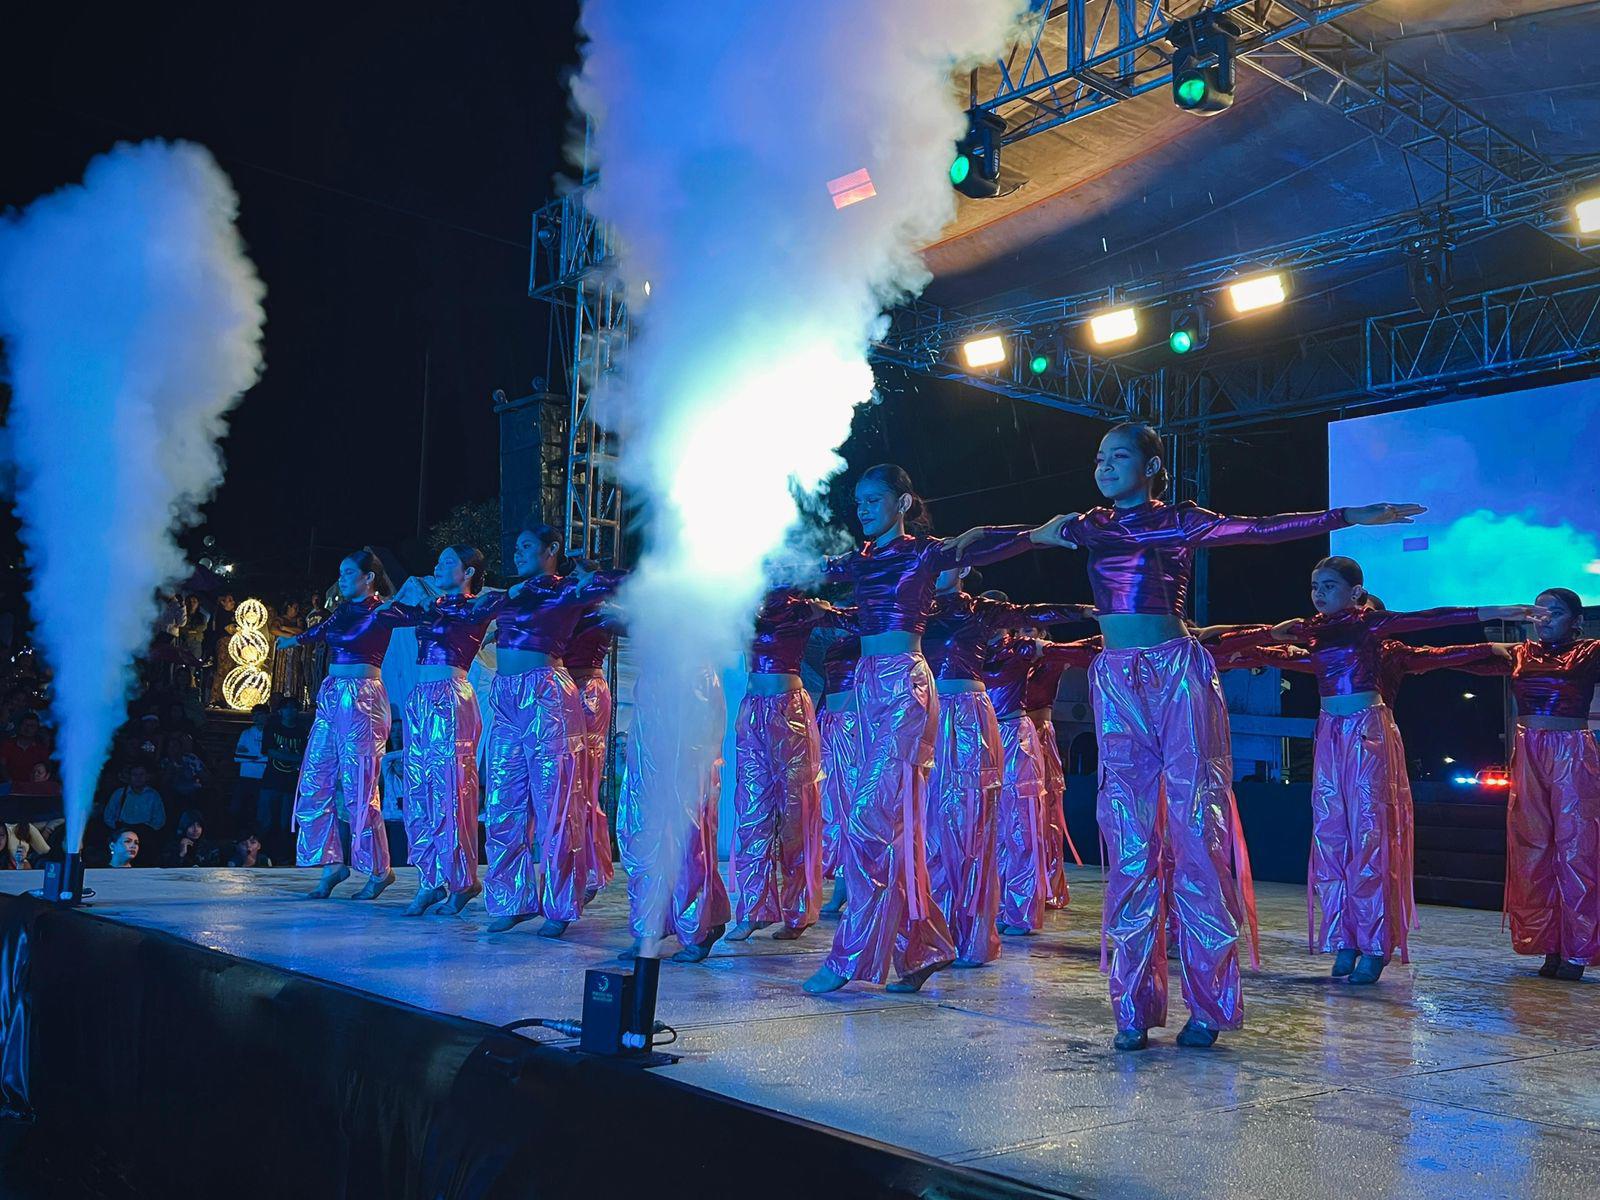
[5,866,1596,1200]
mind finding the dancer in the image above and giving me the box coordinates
[617,663,732,963]
[1271,558,1538,982]
[1437,588,1600,980]
[817,632,860,915]
[567,606,623,895]
[981,628,1098,937]
[384,546,495,917]
[477,526,617,936]
[1023,625,1090,908]
[726,588,852,943]
[279,549,398,900]
[802,464,1049,995]
[1028,421,1425,1050]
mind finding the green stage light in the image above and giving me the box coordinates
[1176,76,1207,108]
[1029,354,1049,374]
[950,155,971,186]
[1169,329,1195,354]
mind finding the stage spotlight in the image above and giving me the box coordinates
[951,108,1006,199]
[1228,273,1286,314]
[1028,353,1050,375]
[1168,298,1210,354]
[1168,16,1238,115]
[962,334,1007,368]
[1088,307,1138,346]
[1575,195,1600,235]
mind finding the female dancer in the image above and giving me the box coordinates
[566,607,623,895]
[385,546,495,917]
[1271,558,1537,982]
[803,464,1047,995]
[1436,587,1600,980]
[981,627,1098,937]
[1023,626,1088,908]
[617,662,731,963]
[727,588,852,942]
[279,549,398,900]
[924,576,1091,962]
[477,526,616,936]
[817,632,860,915]
[1028,421,1424,1050]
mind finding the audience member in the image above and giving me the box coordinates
[257,699,306,847]
[0,713,52,786]
[108,829,140,868]
[226,830,271,868]
[103,764,167,834]
[161,810,218,867]
[232,705,270,825]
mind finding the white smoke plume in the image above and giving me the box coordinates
[569,1,1023,945]
[0,141,265,853]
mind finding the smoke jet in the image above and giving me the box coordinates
[0,141,266,853]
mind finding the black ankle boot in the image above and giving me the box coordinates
[1113,1028,1148,1052]
[1538,953,1562,978]
[1175,1018,1218,1048]
[1555,960,1586,982]
[1331,948,1359,978]
[1348,953,1387,985]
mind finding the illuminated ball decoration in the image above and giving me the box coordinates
[222,597,273,711]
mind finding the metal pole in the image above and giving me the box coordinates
[416,347,432,539]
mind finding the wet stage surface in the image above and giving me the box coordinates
[5,866,1596,1200]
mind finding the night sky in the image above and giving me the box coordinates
[1,5,1507,773]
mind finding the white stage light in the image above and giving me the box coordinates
[962,335,1007,368]
[1228,273,1287,314]
[1088,307,1138,345]
[1576,196,1600,235]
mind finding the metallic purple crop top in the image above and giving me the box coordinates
[389,593,496,669]
[1231,636,1497,707]
[982,636,1097,717]
[485,572,619,656]
[822,635,861,695]
[1450,638,1600,719]
[750,591,853,675]
[822,527,1035,637]
[1277,607,1479,698]
[924,594,1088,682]
[293,596,398,668]
[566,610,621,675]
[1059,501,1349,616]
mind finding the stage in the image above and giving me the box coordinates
[2,866,1597,1200]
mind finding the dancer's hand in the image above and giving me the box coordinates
[1345,503,1426,526]
[1029,516,1079,549]
[948,527,988,561]
[1480,603,1549,624]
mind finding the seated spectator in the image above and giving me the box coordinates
[161,809,218,868]
[161,732,209,807]
[103,764,166,834]
[114,712,165,769]
[232,705,270,824]
[257,699,306,852]
[3,822,51,869]
[108,828,140,868]
[12,759,63,798]
[0,713,52,787]
[226,830,271,868]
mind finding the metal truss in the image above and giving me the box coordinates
[530,187,627,568]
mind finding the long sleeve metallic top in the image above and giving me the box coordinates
[982,635,1099,717]
[1445,637,1600,719]
[822,527,1036,637]
[475,571,621,656]
[821,635,862,696]
[292,596,399,668]
[1275,606,1480,698]
[749,590,854,675]
[385,593,498,669]
[1024,635,1103,711]
[923,593,1089,683]
[1058,501,1349,616]
[565,609,623,677]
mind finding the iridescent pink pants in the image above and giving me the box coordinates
[823,653,956,984]
[617,732,731,946]
[926,689,1003,965]
[732,687,823,930]
[996,713,1050,933]
[295,676,391,875]
[817,703,859,878]
[1308,704,1415,961]
[483,668,587,919]
[403,678,481,894]
[1090,637,1247,1032]
[1507,726,1600,964]
[577,673,615,891]
[1034,716,1079,907]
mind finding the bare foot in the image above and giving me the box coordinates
[436,882,482,916]
[536,919,569,939]
[952,957,989,969]
[351,870,395,901]
[487,913,537,933]
[404,885,447,916]
[886,960,952,993]
[772,923,811,941]
[305,864,351,899]
[671,923,725,963]
[723,921,770,942]
[802,966,850,994]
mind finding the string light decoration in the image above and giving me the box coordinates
[222,597,272,710]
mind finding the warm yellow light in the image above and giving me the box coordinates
[224,596,273,711]
[1088,307,1138,344]
[1576,196,1600,235]
[962,334,1007,368]
[1228,273,1287,314]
